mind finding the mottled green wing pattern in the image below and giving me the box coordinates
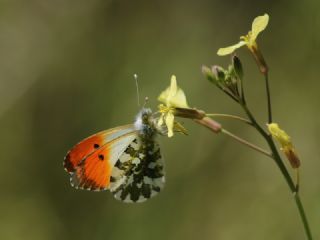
[109,138,165,203]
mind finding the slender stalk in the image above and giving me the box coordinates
[221,87,239,103]
[205,113,252,125]
[295,169,300,192]
[295,194,313,240]
[241,103,313,240]
[194,117,270,157]
[240,74,246,105]
[266,136,312,239]
[265,73,272,123]
[221,128,271,157]
[214,84,239,103]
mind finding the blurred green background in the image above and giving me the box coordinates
[0,0,320,239]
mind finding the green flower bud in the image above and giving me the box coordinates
[201,65,216,84]
[212,65,225,83]
[232,55,244,79]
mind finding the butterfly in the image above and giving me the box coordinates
[64,108,165,203]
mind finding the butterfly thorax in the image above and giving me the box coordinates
[134,108,157,141]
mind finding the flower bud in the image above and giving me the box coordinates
[283,147,301,169]
[267,123,301,169]
[211,65,225,83]
[195,117,222,133]
[232,55,244,79]
[202,65,216,83]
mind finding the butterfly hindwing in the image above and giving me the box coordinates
[110,137,165,203]
[68,131,137,191]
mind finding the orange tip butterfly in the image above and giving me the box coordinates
[64,108,165,203]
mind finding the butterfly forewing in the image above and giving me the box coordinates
[64,124,135,173]
[71,144,112,191]
[110,138,165,203]
[67,128,137,191]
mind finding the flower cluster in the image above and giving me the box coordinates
[202,55,244,103]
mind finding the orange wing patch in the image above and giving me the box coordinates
[71,145,112,190]
[64,125,134,173]
[64,134,105,173]
[64,125,137,191]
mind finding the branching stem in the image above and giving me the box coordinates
[240,103,312,240]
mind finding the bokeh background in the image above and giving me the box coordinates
[1,0,320,239]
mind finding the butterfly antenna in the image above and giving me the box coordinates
[134,74,140,107]
[143,97,149,108]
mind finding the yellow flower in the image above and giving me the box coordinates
[217,14,269,56]
[158,75,189,108]
[158,75,189,137]
[267,123,300,168]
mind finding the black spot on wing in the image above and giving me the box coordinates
[94,143,100,149]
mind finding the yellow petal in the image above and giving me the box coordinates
[267,123,291,147]
[167,75,178,102]
[165,112,175,137]
[158,75,189,108]
[251,14,269,40]
[158,87,170,104]
[217,41,246,56]
[168,88,189,108]
[158,75,177,104]
[157,114,164,127]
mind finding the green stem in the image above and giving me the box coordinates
[241,104,269,138]
[295,194,313,240]
[240,74,246,105]
[205,113,252,125]
[265,73,272,123]
[241,103,313,240]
